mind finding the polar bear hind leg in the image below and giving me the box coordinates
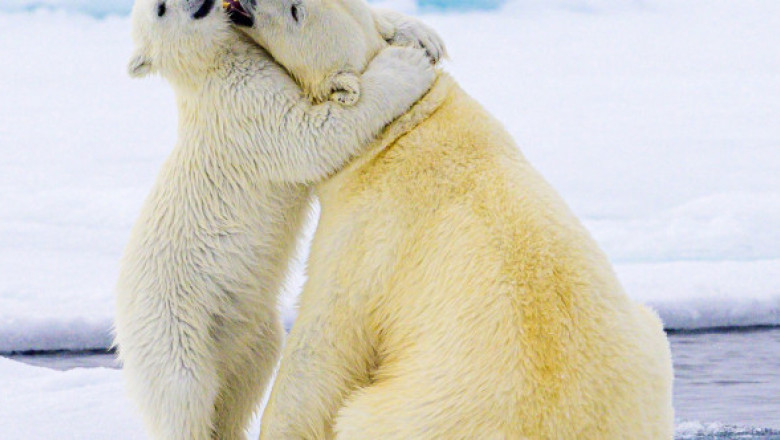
[332,383,512,440]
[212,309,283,439]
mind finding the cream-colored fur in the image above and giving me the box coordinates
[264,75,675,440]
[114,0,439,438]
[242,2,675,438]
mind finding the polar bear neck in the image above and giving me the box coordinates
[316,71,455,198]
[161,31,261,93]
[168,36,278,159]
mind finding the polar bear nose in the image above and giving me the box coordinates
[191,0,215,19]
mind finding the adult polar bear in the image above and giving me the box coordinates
[232,0,675,438]
[115,0,444,438]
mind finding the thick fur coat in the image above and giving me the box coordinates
[114,0,437,438]
[259,74,675,439]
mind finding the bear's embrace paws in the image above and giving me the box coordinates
[328,72,361,106]
[380,11,447,65]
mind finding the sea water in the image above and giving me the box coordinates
[671,328,780,437]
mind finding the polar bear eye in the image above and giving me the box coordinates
[157,1,166,17]
[290,4,299,22]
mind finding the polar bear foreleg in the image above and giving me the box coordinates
[117,216,300,439]
[259,289,371,440]
[119,272,285,440]
[117,290,224,440]
[208,194,310,439]
[211,309,283,440]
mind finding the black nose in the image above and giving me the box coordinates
[192,0,215,19]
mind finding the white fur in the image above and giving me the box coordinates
[115,0,437,438]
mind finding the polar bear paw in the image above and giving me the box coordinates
[375,10,447,65]
[328,72,361,106]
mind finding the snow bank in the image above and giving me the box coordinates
[1,0,779,351]
[617,260,780,331]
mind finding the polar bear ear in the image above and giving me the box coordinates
[128,51,153,78]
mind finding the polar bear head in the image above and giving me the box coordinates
[128,0,233,82]
[227,0,387,103]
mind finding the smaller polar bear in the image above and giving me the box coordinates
[233,0,675,438]
[115,0,443,438]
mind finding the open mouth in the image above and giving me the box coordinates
[224,0,254,27]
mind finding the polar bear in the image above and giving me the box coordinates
[232,0,675,438]
[114,0,443,438]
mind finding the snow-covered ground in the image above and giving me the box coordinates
[0,357,146,439]
[1,1,779,355]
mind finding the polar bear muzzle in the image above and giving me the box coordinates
[224,0,253,27]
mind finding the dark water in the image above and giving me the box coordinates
[5,328,780,438]
[670,328,780,438]
[5,350,118,370]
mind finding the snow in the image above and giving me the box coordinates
[1,0,779,352]
[0,356,264,439]
[0,357,145,439]
[619,261,780,330]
